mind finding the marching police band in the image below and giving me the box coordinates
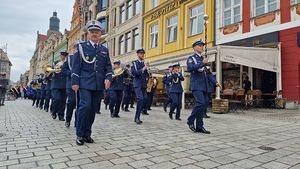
[24,20,221,146]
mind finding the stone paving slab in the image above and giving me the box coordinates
[0,100,300,169]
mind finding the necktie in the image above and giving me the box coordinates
[94,44,98,49]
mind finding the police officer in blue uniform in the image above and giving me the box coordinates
[0,73,9,106]
[62,55,79,127]
[109,61,128,118]
[186,40,221,134]
[44,75,52,112]
[163,65,173,112]
[131,49,149,125]
[71,20,112,146]
[168,64,184,120]
[122,64,132,112]
[35,74,43,108]
[51,51,68,121]
[39,74,47,110]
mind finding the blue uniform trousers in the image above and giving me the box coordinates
[187,90,209,130]
[76,89,102,137]
[51,89,67,118]
[35,89,41,107]
[164,90,172,108]
[170,92,182,119]
[109,90,123,116]
[122,89,131,110]
[39,90,46,109]
[134,87,147,121]
[44,90,52,111]
[32,90,37,106]
[66,88,79,124]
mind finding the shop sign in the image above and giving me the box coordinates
[151,0,189,20]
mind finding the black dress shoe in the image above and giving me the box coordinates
[135,119,143,125]
[187,122,196,132]
[65,122,70,128]
[148,108,152,111]
[196,128,211,134]
[130,106,134,108]
[204,115,211,118]
[169,112,173,119]
[142,112,149,115]
[175,118,182,121]
[83,136,94,143]
[76,137,84,146]
[124,109,130,112]
[114,115,120,118]
[163,106,167,112]
[96,111,101,114]
[59,117,65,121]
[52,114,57,119]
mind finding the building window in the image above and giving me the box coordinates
[190,4,204,36]
[120,5,126,24]
[127,0,133,20]
[119,35,125,55]
[133,28,139,50]
[125,32,132,53]
[101,41,108,48]
[112,38,116,56]
[98,17,108,34]
[223,0,241,26]
[133,0,140,15]
[255,0,278,16]
[292,0,300,4]
[151,0,158,9]
[98,0,108,12]
[167,15,178,43]
[150,24,158,48]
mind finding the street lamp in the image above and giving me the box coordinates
[203,14,209,58]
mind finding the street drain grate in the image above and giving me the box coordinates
[0,133,5,137]
[258,146,277,152]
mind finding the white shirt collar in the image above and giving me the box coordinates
[89,40,98,47]
[195,52,202,57]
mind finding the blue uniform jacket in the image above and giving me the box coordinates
[62,56,73,89]
[168,73,184,93]
[51,60,67,89]
[163,72,172,91]
[131,60,149,88]
[71,41,113,91]
[110,70,129,91]
[187,53,217,91]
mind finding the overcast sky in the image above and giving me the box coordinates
[0,0,73,82]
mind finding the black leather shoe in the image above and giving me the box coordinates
[124,109,130,112]
[59,117,65,121]
[196,128,211,134]
[114,115,120,118]
[65,122,70,128]
[76,137,84,146]
[204,115,211,118]
[187,122,196,132]
[135,119,143,125]
[142,112,149,115]
[96,111,101,114]
[163,106,167,112]
[52,114,57,119]
[176,118,182,121]
[83,136,94,143]
[169,112,173,119]
[130,106,134,108]
[148,108,152,111]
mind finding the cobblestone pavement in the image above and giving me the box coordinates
[0,99,300,169]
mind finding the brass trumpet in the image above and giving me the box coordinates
[112,68,125,78]
[42,62,62,76]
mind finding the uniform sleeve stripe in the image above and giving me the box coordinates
[71,73,79,77]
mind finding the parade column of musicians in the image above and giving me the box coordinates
[25,20,223,146]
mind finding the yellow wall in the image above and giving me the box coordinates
[143,0,215,62]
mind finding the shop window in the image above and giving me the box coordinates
[254,0,278,16]
[190,4,204,36]
[167,15,178,43]
[223,0,241,26]
[150,24,159,48]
